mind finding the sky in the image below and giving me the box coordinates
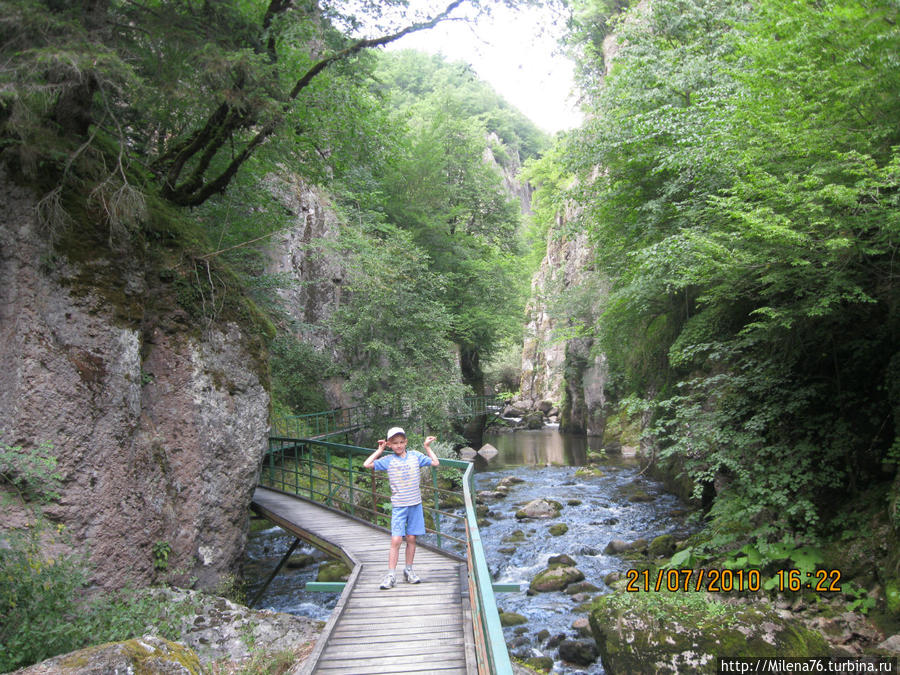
[385,4,584,135]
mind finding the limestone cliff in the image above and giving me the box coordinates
[0,170,269,589]
[263,174,349,409]
[519,212,608,435]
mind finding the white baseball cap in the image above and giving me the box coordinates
[386,426,406,440]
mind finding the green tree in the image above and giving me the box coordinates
[553,0,900,548]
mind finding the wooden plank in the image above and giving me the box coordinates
[316,653,467,669]
[322,641,464,658]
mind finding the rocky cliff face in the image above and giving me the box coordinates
[0,170,269,589]
[263,174,350,409]
[519,212,609,435]
[483,132,533,216]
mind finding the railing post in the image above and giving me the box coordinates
[326,446,333,506]
[371,467,377,527]
[349,455,355,517]
[432,466,441,547]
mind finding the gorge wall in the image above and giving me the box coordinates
[519,213,609,435]
[0,170,269,590]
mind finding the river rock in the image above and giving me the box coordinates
[286,553,315,569]
[571,617,593,637]
[548,523,568,536]
[565,581,601,595]
[500,611,528,627]
[558,638,599,666]
[524,411,544,430]
[524,655,554,671]
[604,539,631,554]
[549,553,577,566]
[497,476,525,489]
[478,443,499,460]
[538,400,554,414]
[515,498,562,519]
[589,594,830,673]
[459,447,477,461]
[317,559,351,582]
[530,565,585,592]
[503,530,528,543]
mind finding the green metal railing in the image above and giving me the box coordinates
[270,407,366,439]
[259,436,513,673]
[270,397,506,442]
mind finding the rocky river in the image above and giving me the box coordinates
[243,429,695,673]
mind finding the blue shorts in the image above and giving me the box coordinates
[391,503,426,537]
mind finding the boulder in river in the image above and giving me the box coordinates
[317,559,351,582]
[589,593,830,673]
[459,447,477,461]
[558,638,599,666]
[529,565,585,592]
[524,411,545,429]
[515,498,563,519]
[548,553,577,566]
[478,443,499,460]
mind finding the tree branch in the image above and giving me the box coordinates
[163,0,471,206]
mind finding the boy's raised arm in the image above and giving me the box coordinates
[423,436,439,466]
[364,439,387,468]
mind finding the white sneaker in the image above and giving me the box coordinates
[404,568,420,584]
[380,573,396,589]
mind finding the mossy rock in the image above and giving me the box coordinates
[515,499,563,520]
[503,530,528,543]
[530,566,585,593]
[286,553,315,569]
[317,559,351,582]
[37,636,203,674]
[574,466,604,478]
[500,611,528,627]
[647,534,676,558]
[440,493,465,508]
[589,592,831,674]
[565,581,601,595]
[548,523,569,536]
[524,655,554,672]
[567,499,583,506]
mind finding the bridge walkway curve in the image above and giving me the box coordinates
[252,486,477,675]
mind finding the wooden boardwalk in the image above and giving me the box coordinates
[251,487,477,675]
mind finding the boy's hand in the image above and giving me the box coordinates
[424,436,437,446]
[376,439,387,452]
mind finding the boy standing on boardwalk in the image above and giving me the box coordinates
[363,427,439,589]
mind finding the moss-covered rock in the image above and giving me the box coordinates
[548,523,569,536]
[503,530,528,543]
[530,566,585,593]
[647,534,676,558]
[523,655,554,672]
[589,591,831,674]
[515,499,563,520]
[18,636,202,675]
[500,611,529,627]
[316,559,351,582]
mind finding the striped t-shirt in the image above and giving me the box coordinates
[372,450,433,506]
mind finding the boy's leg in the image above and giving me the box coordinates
[404,535,416,565]
[389,535,403,569]
[403,504,426,583]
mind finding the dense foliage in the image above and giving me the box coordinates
[549,0,900,552]
[0,1,539,428]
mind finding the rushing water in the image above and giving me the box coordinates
[243,428,693,673]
